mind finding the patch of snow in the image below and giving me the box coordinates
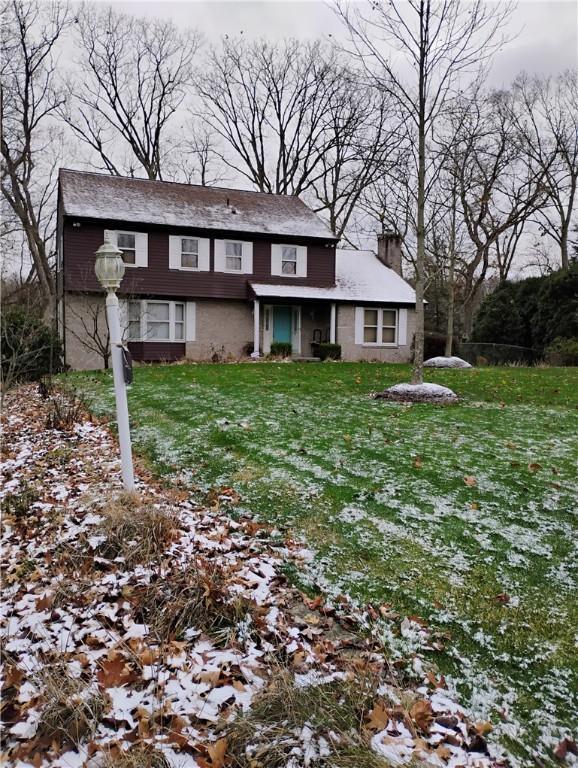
[424,356,472,369]
[376,382,458,402]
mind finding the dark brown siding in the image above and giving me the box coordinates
[127,342,185,362]
[63,218,336,299]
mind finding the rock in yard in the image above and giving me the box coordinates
[424,356,472,368]
[374,382,458,403]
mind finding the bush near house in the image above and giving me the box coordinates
[317,342,342,360]
[471,265,578,362]
[1,306,63,388]
[269,342,292,358]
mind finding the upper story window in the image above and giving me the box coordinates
[214,239,253,274]
[181,238,199,269]
[105,230,148,268]
[127,300,187,342]
[271,244,307,278]
[118,232,136,264]
[169,235,210,271]
[225,241,243,270]
[282,246,297,274]
[360,307,398,346]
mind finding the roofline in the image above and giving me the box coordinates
[58,168,340,242]
[58,167,326,206]
[59,212,340,244]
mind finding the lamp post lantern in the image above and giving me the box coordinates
[94,236,135,491]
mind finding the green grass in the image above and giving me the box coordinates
[68,362,578,765]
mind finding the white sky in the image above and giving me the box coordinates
[104,0,577,83]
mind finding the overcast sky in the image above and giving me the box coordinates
[107,0,577,85]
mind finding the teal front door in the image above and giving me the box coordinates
[273,306,292,343]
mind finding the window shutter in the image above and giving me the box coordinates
[198,238,210,271]
[118,298,129,342]
[271,244,282,276]
[214,240,225,272]
[296,246,308,278]
[354,307,364,345]
[185,302,196,341]
[169,236,181,269]
[242,241,253,274]
[398,308,407,346]
[135,233,148,267]
[104,229,117,246]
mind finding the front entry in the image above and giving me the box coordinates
[273,306,292,343]
[263,304,301,355]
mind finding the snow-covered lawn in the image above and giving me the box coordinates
[70,363,578,766]
[1,384,512,768]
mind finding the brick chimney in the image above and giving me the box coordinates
[377,232,403,276]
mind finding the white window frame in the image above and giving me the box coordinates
[271,243,307,278]
[127,300,188,343]
[180,237,199,269]
[105,229,148,268]
[169,235,210,272]
[214,239,253,274]
[117,231,137,265]
[358,307,398,347]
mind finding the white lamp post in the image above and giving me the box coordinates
[95,236,135,491]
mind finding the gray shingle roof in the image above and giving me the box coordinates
[59,169,337,241]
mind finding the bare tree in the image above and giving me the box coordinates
[513,71,578,269]
[308,79,404,238]
[198,36,394,236]
[1,0,70,317]
[198,38,341,196]
[450,89,548,334]
[61,6,202,180]
[168,117,227,186]
[66,294,111,369]
[336,0,514,383]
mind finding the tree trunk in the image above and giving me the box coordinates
[560,226,569,270]
[445,188,457,357]
[411,0,427,386]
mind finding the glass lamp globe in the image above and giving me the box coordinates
[94,238,125,291]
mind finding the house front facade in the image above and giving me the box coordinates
[58,170,416,370]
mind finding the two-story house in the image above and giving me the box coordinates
[58,169,416,369]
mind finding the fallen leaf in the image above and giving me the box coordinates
[97,654,135,688]
[410,700,434,732]
[528,462,542,472]
[366,701,390,731]
[207,737,228,767]
[493,593,510,604]
[554,738,578,761]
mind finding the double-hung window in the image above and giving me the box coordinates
[180,238,199,269]
[281,246,298,275]
[105,230,148,267]
[117,232,136,265]
[225,241,243,271]
[271,244,307,277]
[362,308,398,345]
[127,300,186,342]
[215,239,253,273]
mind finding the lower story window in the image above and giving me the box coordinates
[363,308,397,345]
[128,300,186,342]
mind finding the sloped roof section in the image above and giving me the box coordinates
[59,169,337,240]
[251,249,416,304]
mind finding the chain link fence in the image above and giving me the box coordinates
[458,342,540,366]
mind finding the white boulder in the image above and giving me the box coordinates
[374,382,458,403]
[424,356,472,369]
